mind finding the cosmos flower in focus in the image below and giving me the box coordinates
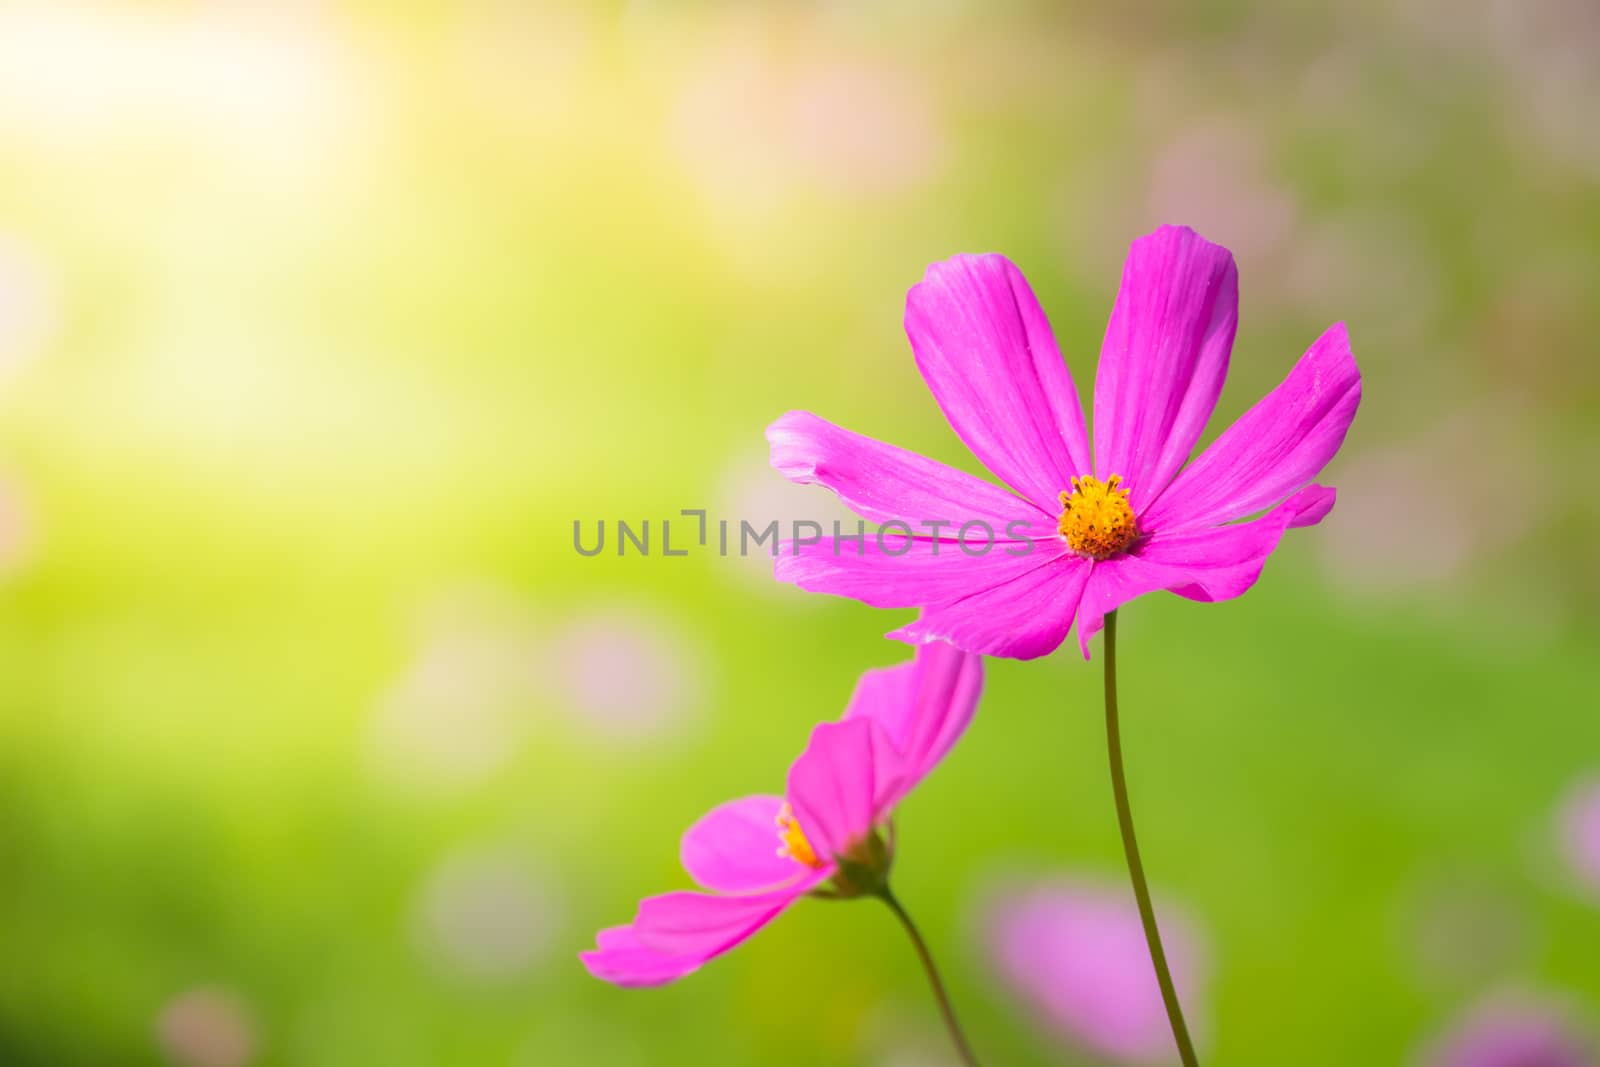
[983,879,1206,1064]
[581,642,981,986]
[1419,995,1595,1067]
[769,225,1360,658]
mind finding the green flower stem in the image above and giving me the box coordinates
[879,887,981,1067]
[1103,609,1200,1067]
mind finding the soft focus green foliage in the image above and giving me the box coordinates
[0,3,1597,1065]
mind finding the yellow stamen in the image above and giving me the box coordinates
[774,802,823,868]
[1058,475,1138,559]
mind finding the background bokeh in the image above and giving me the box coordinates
[1,2,1597,1065]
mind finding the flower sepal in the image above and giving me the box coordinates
[809,824,894,901]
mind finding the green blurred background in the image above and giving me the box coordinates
[1,2,1597,1065]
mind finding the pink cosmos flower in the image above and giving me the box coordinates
[768,225,1361,659]
[580,642,982,987]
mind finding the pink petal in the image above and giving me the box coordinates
[1281,484,1337,529]
[841,657,918,735]
[580,925,704,988]
[774,533,1068,609]
[773,527,1089,661]
[843,642,984,810]
[840,658,918,753]
[631,882,810,958]
[679,795,811,894]
[767,410,1050,533]
[905,253,1092,511]
[1092,225,1239,512]
[1074,485,1334,657]
[891,551,1092,661]
[786,718,891,859]
[1142,322,1361,532]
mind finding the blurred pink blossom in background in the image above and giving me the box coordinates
[1479,0,1600,176]
[369,583,542,788]
[671,41,942,208]
[667,17,943,278]
[1318,407,1542,599]
[1418,994,1595,1067]
[1557,778,1600,900]
[544,603,702,742]
[1066,97,1300,283]
[984,878,1208,1064]
[155,987,258,1067]
[413,843,562,985]
[1146,118,1298,267]
[0,235,49,573]
[0,235,57,379]
[787,61,945,197]
[1284,212,1439,338]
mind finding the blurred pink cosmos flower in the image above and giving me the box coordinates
[1558,778,1600,899]
[581,642,981,987]
[1146,119,1298,267]
[769,225,1361,659]
[546,605,702,742]
[1419,995,1595,1067]
[985,879,1206,1064]
[156,987,258,1067]
[415,844,561,984]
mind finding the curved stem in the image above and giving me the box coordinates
[1103,610,1200,1067]
[879,887,981,1067]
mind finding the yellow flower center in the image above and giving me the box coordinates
[774,802,823,868]
[1057,474,1138,559]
